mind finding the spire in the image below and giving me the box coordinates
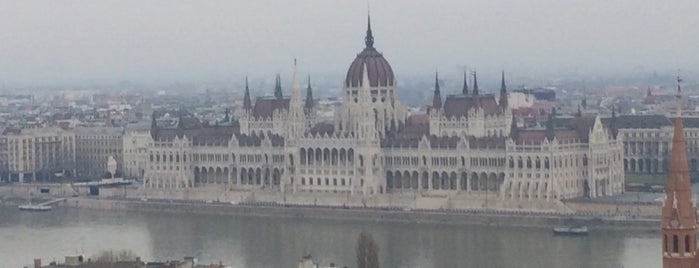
[287,59,306,140]
[243,76,252,111]
[462,70,469,95]
[432,72,442,110]
[510,113,518,141]
[575,105,582,117]
[499,70,508,108]
[150,111,158,140]
[661,75,697,266]
[545,108,555,141]
[305,74,314,114]
[610,106,618,139]
[274,73,283,100]
[365,12,374,49]
[177,107,185,129]
[291,59,301,103]
[223,108,230,123]
[647,86,652,97]
[472,71,479,96]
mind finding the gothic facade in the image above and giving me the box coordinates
[142,17,624,203]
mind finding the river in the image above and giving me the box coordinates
[0,205,659,268]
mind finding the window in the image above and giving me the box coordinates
[674,235,679,253]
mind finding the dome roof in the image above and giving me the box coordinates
[345,16,395,88]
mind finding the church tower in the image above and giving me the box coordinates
[286,60,306,144]
[431,72,442,110]
[662,76,698,268]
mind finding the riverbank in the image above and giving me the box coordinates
[60,197,660,231]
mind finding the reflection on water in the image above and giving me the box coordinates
[0,206,659,268]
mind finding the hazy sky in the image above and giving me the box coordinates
[1,0,697,87]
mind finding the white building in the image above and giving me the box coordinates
[142,17,624,203]
[123,121,151,179]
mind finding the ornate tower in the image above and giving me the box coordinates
[472,71,480,97]
[283,60,306,194]
[274,74,283,100]
[462,70,469,95]
[499,70,508,109]
[286,60,306,144]
[243,76,252,111]
[662,76,698,268]
[338,13,406,136]
[431,72,442,110]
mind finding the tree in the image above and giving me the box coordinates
[91,249,138,263]
[356,231,379,268]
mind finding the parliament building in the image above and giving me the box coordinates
[143,17,624,206]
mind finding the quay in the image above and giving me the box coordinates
[62,196,660,230]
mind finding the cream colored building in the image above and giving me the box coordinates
[123,121,151,179]
[3,127,75,182]
[143,19,624,204]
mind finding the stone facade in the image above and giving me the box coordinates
[123,122,151,179]
[75,126,124,178]
[2,127,75,182]
[142,18,624,204]
[612,115,699,175]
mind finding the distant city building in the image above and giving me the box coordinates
[607,115,699,174]
[2,127,75,182]
[298,254,344,268]
[513,88,556,101]
[75,126,124,178]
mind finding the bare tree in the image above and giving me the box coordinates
[91,249,138,263]
[356,231,379,268]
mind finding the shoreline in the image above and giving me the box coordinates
[58,197,661,231]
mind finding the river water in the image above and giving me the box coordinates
[0,205,659,268]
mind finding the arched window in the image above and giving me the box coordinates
[509,157,514,168]
[517,157,523,168]
[526,157,532,169]
[664,235,668,253]
[686,235,691,253]
[535,157,541,169]
[674,235,679,253]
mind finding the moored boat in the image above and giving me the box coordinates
[18,204,52,212]
[553,226,588,236]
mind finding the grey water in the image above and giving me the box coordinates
[0,206,658,268]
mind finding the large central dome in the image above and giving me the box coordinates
[345,16,395,88]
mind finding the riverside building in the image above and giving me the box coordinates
[143,16,624,207]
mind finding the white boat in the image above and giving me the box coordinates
[553,226,588,236]
[18,204,52,212]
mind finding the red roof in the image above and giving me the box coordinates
[443,94,501,117]
[252,98,289,119]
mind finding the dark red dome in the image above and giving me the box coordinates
[345,48,395,88]
[344,15,395,88]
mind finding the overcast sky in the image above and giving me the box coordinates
[0,0,697,87]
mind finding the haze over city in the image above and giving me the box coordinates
[4,1,699,267]
[1,0,698,87]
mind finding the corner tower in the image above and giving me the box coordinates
[662,76,698,268]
